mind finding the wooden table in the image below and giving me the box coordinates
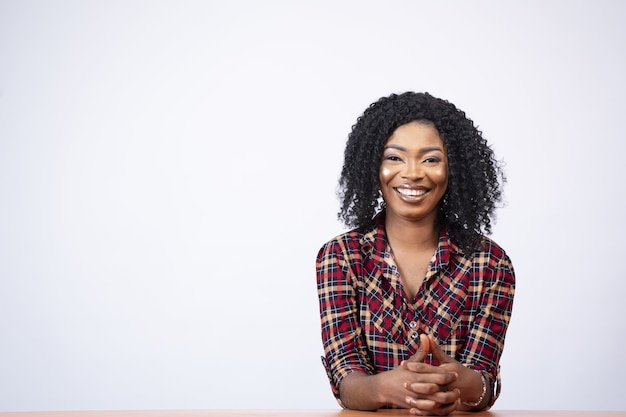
[1,411,625,417]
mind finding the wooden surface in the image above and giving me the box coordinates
[1,410,625,417]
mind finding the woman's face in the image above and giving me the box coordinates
[379,121,448,225]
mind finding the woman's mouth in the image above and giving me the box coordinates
[395,187,428,197]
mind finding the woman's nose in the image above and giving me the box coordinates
[402,160,424,179]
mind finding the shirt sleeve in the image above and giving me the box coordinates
[459,249,516,408]
[316,239,375,403]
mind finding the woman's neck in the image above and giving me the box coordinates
[384,214,439,251]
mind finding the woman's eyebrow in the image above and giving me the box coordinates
[384,144,444,153]
[419,146,445,153]
[384,144,406,151]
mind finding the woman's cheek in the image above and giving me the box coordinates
[380,166,392,182]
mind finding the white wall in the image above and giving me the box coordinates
[1,0,625,412]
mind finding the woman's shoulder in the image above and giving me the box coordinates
[444,229,509,259]
[317,225,379,258]
[319,228,365,251]
[478,235,508,256]
[450,234,512,265]
[472,235,515,271]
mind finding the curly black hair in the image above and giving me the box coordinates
[338,91,505,252]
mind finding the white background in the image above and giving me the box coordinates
[1,0,625,412]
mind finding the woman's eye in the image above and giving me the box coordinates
[423,156,441,164]
[384,155,402,162]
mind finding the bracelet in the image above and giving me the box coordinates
[461,370,487,407]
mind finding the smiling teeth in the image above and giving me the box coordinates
[397,188,427,197]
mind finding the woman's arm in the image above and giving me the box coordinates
[316,239,374,402]
[458,253,516,407]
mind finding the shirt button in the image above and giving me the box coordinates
[409,321,417,329]
[410,332,419,340]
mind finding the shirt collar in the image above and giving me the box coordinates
[359,212,463,270]
[434,228,462,270]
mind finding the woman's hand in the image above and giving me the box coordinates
[403,334,488,414]
[338,336,458,411]
[400,334,461,415]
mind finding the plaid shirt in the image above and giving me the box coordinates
[316,217,515,406]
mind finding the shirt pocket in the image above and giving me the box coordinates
[361,275,406,345]
[422,275,468,345]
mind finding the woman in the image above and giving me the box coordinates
[316,92,515,415]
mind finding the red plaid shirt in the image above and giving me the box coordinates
[316,216,515,406]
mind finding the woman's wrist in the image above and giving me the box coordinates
[461,370,488,408]
[339,372,387,410]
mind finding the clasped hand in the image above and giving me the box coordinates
[398,333,462,416]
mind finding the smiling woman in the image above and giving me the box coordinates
[379,122,449,228]
[316,92,515,415]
